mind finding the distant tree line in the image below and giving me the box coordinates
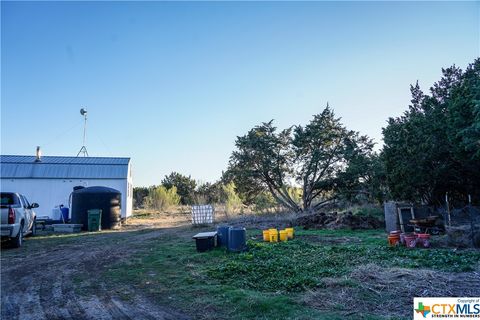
[133,172,245,213]
[133,172,198,210]
[135,58,479,212]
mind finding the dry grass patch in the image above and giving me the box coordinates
[305,264,480,319]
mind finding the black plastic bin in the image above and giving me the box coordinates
[193,232,217,252]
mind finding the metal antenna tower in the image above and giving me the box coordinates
[76,108,89,157]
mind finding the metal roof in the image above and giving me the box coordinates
[0,155,130,165]
[0,155,130,179]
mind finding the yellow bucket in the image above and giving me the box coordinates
[285,227,294,239]
[262,230,270,242]
[279,230,288,242]
[269,229,278,242]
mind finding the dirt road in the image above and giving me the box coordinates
[1,216,191,320]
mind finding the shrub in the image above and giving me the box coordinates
[222,182,243,214]
[145,186,181,211]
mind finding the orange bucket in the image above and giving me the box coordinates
[388,234,400,246]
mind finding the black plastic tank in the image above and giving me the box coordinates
[228,227,247,252]
[71,186,122,230]
[216,226,231,247]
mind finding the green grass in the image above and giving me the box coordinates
[101,228,480,319]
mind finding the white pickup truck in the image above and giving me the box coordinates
[0,192,38,248]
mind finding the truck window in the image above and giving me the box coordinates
[20,195,31,208]
[0,193,20,207]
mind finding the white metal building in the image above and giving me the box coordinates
[0,154,133,219]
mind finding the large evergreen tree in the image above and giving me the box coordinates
[228,106,374,212]
[382,59,480,205]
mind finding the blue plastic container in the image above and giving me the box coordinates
[228,227,247,252]
[216,226,230,247]
[60,207,69,222]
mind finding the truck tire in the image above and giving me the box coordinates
[11,222,24,248]
[27,218,37,237]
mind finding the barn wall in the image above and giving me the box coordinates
[0,178,131,219]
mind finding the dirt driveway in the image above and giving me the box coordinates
[1,214,192,320]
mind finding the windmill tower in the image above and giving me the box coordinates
[76,108,89,157]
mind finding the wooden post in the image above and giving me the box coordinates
[397,207,404,232]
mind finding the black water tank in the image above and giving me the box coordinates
[71,186,122,230]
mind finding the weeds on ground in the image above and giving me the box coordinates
[208,230,479,292]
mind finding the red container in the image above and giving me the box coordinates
[417,233,431,248]
[404,234,417,248]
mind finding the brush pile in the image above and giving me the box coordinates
[296,211,383,230]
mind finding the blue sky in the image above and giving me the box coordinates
[1,1,479,187]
